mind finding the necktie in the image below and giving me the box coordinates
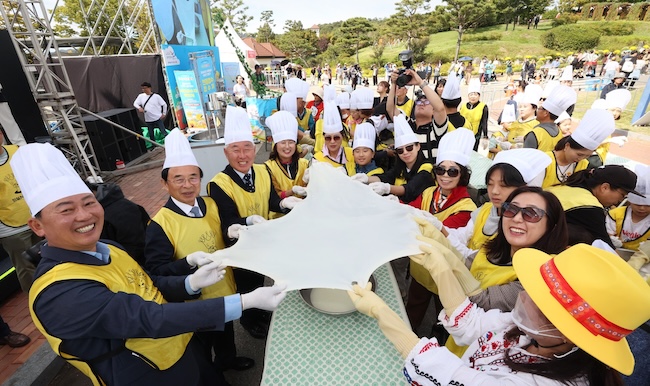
[189,206,202,218]
[243,173,253,189]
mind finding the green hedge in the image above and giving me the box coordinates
[595,22,635,36]
[552,14,580,27]
[463,32,503,42]
[542,24,600,51]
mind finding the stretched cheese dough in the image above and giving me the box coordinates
[211,162,421,291]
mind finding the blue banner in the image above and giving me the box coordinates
[175,70,207,130]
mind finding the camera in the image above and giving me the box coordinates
[396,50,414,87]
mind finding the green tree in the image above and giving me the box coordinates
[389,0,432,50]
[210,0,253,34]
[496,0,550,30]
[256,10,275,43]
[440,0,497,61]
[334,17,376,63]
[275,21,318,65]
[371,40,386,66]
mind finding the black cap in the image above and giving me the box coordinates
[141,82,152,88]
[594,165,645,198]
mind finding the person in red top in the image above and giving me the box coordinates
[305,89,324,122]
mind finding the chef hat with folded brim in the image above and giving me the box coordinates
[349,91,358,110]
[352,88,374,109]
[542,80,560,99]
[10,143,92,216]
[280,92,298,117]
[493,148,552,187]
[352,122,376,150]
[606,89,632,111]
[501,104,517,123]
[571,109,615,151]
[286,78,309,100]
[436,127,475,167]
[560,66,573,81]
[542,85,577,117]
[266,110,298,143]
[441,73,461,100]
[224,105,254,145]
[336,92,350,109]
[323,84,336,103]
[523,84,543,106]
[628,164,650,205]
[163,128,199,170]
[322,100,343,134]
[468,78,481,95]
[393,114,419,148]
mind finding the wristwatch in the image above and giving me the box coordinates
[420,81,429,88]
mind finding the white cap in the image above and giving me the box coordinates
[163,128,199,170]
[523,84,543,106]
[322,100,343,134]
[393,114,419,148]
[352,88,374,109]
[542,85,577,116]
[541,80,560,99]
[224,105,254,145]
[628,164,650,205]
[570,109,615,151]
[606,89,632,110]
[336,92,350,109]
[436,127,474,167]
[468,78,481,95]
[10,143,92,216]
[441,73,461,100]
[323,84,336,103]
[285,78,309,100]
[280,92,298,117]
[352,122,376,150]
[554,111,571,123]
[501,104,517,123]
[591,98,609,110]
[266,110,298,143]
[349,91,358,110]
[312,88,324,101]
[560,65,573,81]
[493,148,552,187]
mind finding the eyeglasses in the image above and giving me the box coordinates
[324,135,342,142]
[170,176,201,186]
[501,202,546,223]
[415,99,431,106]
[433,166,460,177]
[395,144,415,155]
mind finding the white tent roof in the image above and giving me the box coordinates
[215,18,256,66]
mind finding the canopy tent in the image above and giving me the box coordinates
[214,18,256,89]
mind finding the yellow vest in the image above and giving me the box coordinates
[0,145,30,227]
[314,119,350,151]
[296,109,312,132]
[488,131,506,160]
[468,203,496,251]
[209,164,274,219]
[608,206,650,251]
[459,102,486,136]
[152,199,235,298]
[529,124,562,152]
[313,147,356,176]
[395,163,433,186]
[29,246,193,386]
[546,185,602,211]
[396,99,415,118]
[264,158,309,219]
[366,167,384,177]
[542,151,589,188]
[507,119,538,143]
[595,141,610,164]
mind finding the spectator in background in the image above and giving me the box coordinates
[133,82,168,144]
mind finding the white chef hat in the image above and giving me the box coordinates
[285,78,309,100]
[493,148,552,187]
[542,85,577,116]
[322,100,343,134]
[393,114,419,148]
[541,80,560,99]
[591,98,609,110]
[560,65,573,81]
[352,88,374,109]
[323,84,336,103]
[441,73,461,100]
[468,78,481,95]
[349,91,358,110]
[501,104,517,123]
[606,89,632,110]
[369,115,388,135]
[555,111,571,123]
[163,128,199,170]
[523,84,543,106]
[280,92,298,117]
[336,92,350,109]
[436,127,474,167]
[352,122,376,150]
[571,109,615,151]
[628,164,650,205]
[224,105,253,145]
[266,110,298,143]
[10,143,92,216]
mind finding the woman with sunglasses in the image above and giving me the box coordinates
[349,243,649,385]
[312,100,356,175]
[541,109,615,188]
[364,115,434,206]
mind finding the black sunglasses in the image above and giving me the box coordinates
[396,144,415,155]
[501,202,546,223]
[324,135,342,141]
[434,166,460,177]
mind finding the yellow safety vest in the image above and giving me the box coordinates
[529,124,562,152]
[366,167,384,177]
[0,145,30,227]
[264,158,309,219]
[608,206,650,251]
[296,109,312,133]
[209,164,274,219]
[29,245,193,386]
[507,119,538,143]
[152,198,235,298]
[468,203,496,251]
[313,147,356,176]
[459,102,486,136]
[541,151,589,188]
[395,163,433,186]
[595,141,610,165]
[546,185,602,211]
[396,99,415,118]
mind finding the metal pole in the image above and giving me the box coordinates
[78,107,163,148]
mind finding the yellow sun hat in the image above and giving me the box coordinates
[513,244,650,375]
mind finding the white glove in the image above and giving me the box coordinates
[246,215,267,226]
[606,136,628,147]
[292,185,308,197]
[227,224,248,239]
[188,260,226,292]
[369,181,391,196]
[280,196,303,210]
[186,251,213,268]
[500,141,512,150]
[415,210,444,231]
[302,145,314,154]
[385,194,400,203]
[302,167,311,184]
[480,137,489,150]
[610,235,624,248]
[241,283,288,311]
[351,173,369,184]
[514,136,524,144]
